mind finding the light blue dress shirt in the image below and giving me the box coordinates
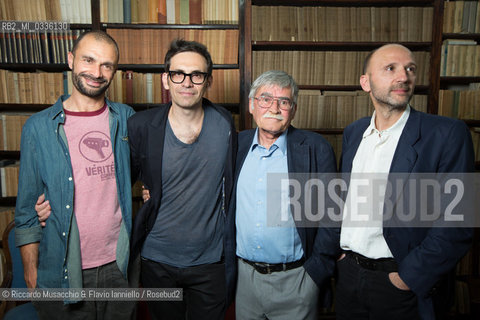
[236,129,304,264]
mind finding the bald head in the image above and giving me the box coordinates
[363,44,415,75]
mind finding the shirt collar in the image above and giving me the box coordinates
[363,105,411,138]
[251,128,288,156]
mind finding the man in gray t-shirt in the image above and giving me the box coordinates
[142,105,229,267]
[127,39,237,320]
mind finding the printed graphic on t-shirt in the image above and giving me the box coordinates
[78,131,115,182]
[79,131,113,162]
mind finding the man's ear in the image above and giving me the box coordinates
[360,74,371,93]
[206,75,213,88]
[67,52,74,70]
[162,72,170,90]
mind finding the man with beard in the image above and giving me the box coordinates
[15,30,136,319]
[335,44,474,320]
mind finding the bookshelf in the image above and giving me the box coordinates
[441,2,480,318]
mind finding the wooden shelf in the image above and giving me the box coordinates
[297,85,429,94]
[0,64,68,72]
[102,23,238,29]
[0,104,50,112]
[440,77,480,85]
[252,0,434,7]
[70,23,94,29]
[0,151,20,159]
[464,120,480,127]
[0,64,239,73]
[443,33,480,41]
[0,197,16,206]
[117,64,239,72]
[252,41,432,51]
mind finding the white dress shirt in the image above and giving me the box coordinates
[340,106,410,259]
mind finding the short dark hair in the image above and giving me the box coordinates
[71,30,119,63]
[164,39,213,76]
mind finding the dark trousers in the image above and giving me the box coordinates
[335,254,420,320]
[33,261,136,320]
[141,257,226,320]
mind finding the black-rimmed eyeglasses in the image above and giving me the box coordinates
[168,71,208,85]
[254,96,294,111]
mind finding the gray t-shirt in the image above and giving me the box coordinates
[141,106,230,267]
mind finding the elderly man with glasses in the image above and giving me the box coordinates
[225,70,340,320]
[126,39,237,320]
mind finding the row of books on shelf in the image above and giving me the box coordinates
[253,51,431,86]
[290,91,428,130]
[106,69,239,104]
[0,207,14,238]
[101,0,238,25]
[438,87,480,120]
[0,114,31,151]
[0,70,65,104]
[252,6,433,42]
[443,0,480,34]
[0,160,19,197]
[107,28,238,65]
[0,29,85,64]
[1,0,92,23]
[440,40,480,77]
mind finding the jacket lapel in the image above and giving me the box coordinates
[384,108,421,225]
[389,108,420,173]
[287,127,309,173]
[147,105,170,207]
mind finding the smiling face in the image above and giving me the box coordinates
[162,51,211,110]
[360,44,417,111]
[68,34,117,99]
[250,85,297,140]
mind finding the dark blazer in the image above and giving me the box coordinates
[127,98,237,288]
[340,107,475,320]
[225,126,341,305]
